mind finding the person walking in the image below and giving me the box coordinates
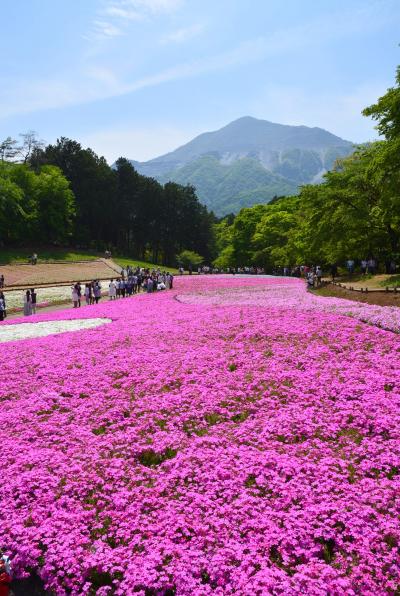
[76,282,82,307]
[132,274,138,294]
[0,293,5,322]
[315,266,322,287]
[89,282,94,305]
[23,290,32,316]
[72,285,79,308]
[346,259,354,277]
[30,288,37,314]
[84,284,90,305]
[361,259,367,275]
[109,279,116,300]
[0,275,4,288]
[368,257,376,275]
[94,281,102,304]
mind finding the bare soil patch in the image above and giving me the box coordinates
[0,259,120,288]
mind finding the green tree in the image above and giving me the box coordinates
[230,204,268,265]
[363,65,400,140]
[0,161,75,245]
[34,166,75,243]
[252,197,300,267]
[176,249,204,269]
[0,168,25,243]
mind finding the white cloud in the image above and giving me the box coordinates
[81,124,201,162]
[124,0,183,15]
[92,20,123,38]
[85,0,183,40]
[161,23,204,44]
[101,0,183,25]
[103,5,141,19]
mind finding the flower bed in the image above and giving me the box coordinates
[0,276,399,595]
[4,283,111,314]
[0,318,111,342]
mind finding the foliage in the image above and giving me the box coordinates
[1,137,216,266]
[159,155,298,216]
[363,65,400,140]
[176,249,204,269]
[0,161,75,245]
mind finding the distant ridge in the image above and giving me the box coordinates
[128,117,354,215]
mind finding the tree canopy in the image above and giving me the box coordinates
[1,136,216,265]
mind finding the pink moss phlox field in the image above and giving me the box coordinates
[1,276,400,595]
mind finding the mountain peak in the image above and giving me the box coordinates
[129,117,354,215]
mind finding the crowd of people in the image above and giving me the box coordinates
[344,257,394,276]
[71,280,102,308]
[71,268,174,308]
[2,257,399,320]
[275,258,398,280]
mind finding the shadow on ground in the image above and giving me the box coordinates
[11,574,51,595]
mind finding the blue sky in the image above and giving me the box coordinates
[1,0,399,163]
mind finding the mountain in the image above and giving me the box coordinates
[129,117,354,215]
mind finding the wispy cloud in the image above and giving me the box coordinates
[103,5,141,20]
[92,20,123,38]
[125,0,183,15]
[0,2,394,120]
[161,23,204,44]
[86,0,184,39]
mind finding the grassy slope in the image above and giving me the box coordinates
[0,247,99,264]
[113,257,179,273]
[379,274,400,288]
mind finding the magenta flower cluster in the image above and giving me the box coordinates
[1,276,400,595]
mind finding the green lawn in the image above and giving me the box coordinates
[335,272,374,283]
[0,247,99,264]
[114,256,179,273]
[0,246,179,272]
[379,274,400,288]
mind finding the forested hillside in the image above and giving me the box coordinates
[130,117,353,214]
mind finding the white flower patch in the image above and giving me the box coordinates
[4,286,72,310]
[0,318,112,342]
